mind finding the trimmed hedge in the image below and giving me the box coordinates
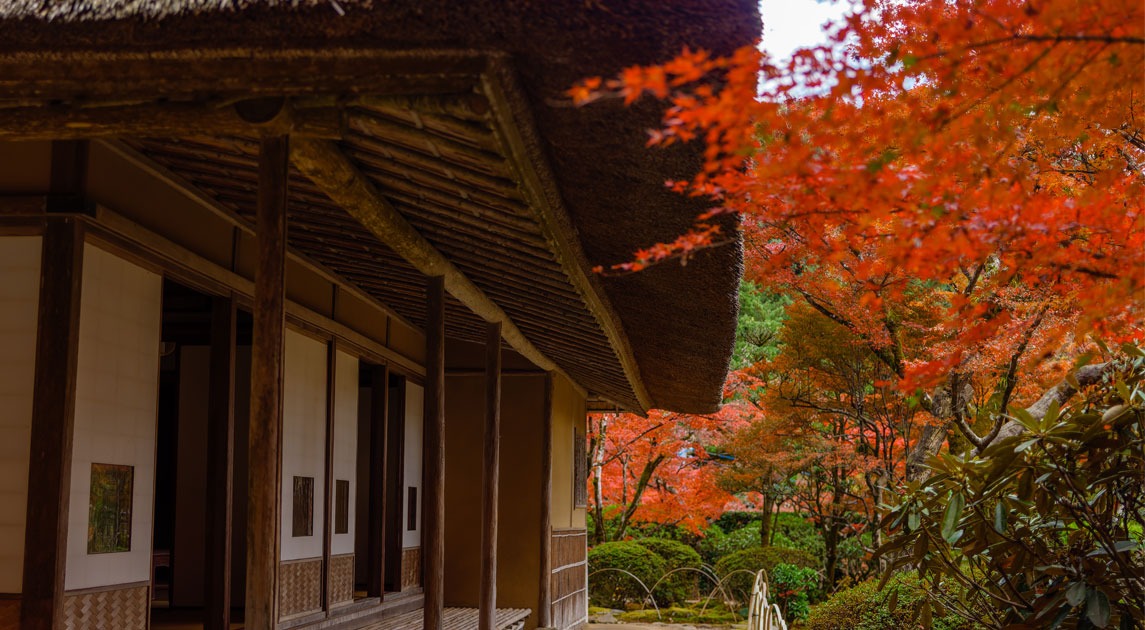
[635,538,703,605]
[712,546,818,604]
[699,522,762,563]
[804,574,979,630]
[587,541,665,608]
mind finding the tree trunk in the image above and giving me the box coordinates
[613,454,665,541]
[759,492,775,547]
[823,526,839,591]
[907,363,1111,480]
[591,468,606,545]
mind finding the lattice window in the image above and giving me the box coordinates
[335,479,350,534]
[573,428,587,508]
[292,476,314,537]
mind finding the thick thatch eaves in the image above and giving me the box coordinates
[0,0,756,413]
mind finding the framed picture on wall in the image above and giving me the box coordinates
[88,463,134,554]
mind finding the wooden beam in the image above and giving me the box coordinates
[0,48,486,102]
[46,141,90,213]
[20,219,83,630]
[422,276,446,630]
[322,341,337,612]
[478,322,503,630]
[205,295,237,630]
[482,62,653,412]
[366,364,389,598]
[0,102,343,141]
[537,373,555,629]
[290,138,582,399]
[246,135,289,630]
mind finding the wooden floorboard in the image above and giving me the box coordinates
[358,607,530,630]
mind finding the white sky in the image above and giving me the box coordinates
[758,0,849,62]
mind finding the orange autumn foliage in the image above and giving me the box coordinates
[588,407,746,539]
[573,0,1145,390]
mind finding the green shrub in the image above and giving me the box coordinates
[635,538,704,605]
[587,541,665,608]
[699,521,761,563]
[712,546,818,604]
[771,514,826,566]
[714,511,760,532]
[803,574,978,630]
[770,563,818,621]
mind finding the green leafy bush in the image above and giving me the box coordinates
[714,510,761,532]
[712,546,818,604]
[635,538,703,605]
[771,514,826,566]
[770,563,819,621]
[699,522,761,564]
[804,574,977,630]
[587,541,665,608]
[877,353,1145,628]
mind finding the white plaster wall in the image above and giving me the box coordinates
[0,236,41,592]
[280,330,328,561]
[331,350,359,556]
[65,244,162,591]
[402,381,423,548]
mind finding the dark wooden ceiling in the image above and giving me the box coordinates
[128,96,641,411]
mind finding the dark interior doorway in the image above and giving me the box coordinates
[152,279,251,629]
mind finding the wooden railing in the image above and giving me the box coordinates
[745,570,788,630]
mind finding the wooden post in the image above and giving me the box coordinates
[478,322,502,630]
[20,219,83,630]
[538,374,554,629]
[422,276,446,630]
[322,341,336,612]
[205,295,237,630]
[246,135,289,630]
[366,364,389,598]
[384,376,406,593]
[46,140,89,214]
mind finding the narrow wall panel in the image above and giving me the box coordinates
[0,236,42,593]
[65,244,162,591]
[280,329,328,562]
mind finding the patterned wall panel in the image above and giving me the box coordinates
[0,598,19,630]
[328,553,355,606]
[550,529,587,630]
[279,558,322,620]
[401,547,421,591]
[61,583,148,630]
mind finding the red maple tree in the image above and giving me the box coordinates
[575,0,1144,469]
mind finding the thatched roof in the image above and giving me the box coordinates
[0,0,756,414]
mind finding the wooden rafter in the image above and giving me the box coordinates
[291,137,586,395]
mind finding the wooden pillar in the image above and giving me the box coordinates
[205,295,237,630]
[46,140,89,214]
[246,135,289,630]
[478,322,502,630]
[537,374,554,629]
[422,276,446,630]
[322,342,336,612]
[366,364,389,598]
[20,219,84,630]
